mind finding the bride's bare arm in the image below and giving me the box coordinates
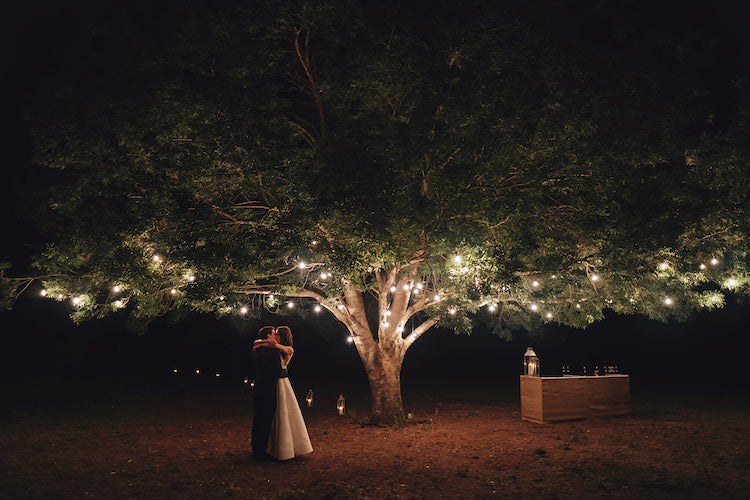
[253,338,294,362]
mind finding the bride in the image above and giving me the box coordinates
[253,326,313,460]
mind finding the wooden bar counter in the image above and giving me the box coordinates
[520,374,630,423]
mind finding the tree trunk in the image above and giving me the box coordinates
[363,348,405,424]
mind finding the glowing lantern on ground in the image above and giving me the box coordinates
[336,394,345,415]
[306,389,314,407]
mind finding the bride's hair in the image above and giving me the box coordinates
[276,326,293,347]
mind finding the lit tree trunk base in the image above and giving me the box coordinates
[366,359,405,425]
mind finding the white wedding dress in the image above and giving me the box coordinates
[267,357,313,460]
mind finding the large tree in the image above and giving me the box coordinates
[6,0,750,422]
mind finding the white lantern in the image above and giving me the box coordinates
[336,394,345,415]
[523,347,540,376]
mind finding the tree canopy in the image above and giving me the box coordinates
[4,0,750,420]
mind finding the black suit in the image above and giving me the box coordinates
[251,345,281,459]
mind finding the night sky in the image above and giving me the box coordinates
[2,0,749,402]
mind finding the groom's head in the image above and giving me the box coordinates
[258,325,275,340]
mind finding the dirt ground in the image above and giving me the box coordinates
[1,383,749,499]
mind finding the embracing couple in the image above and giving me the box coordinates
[251,325,313,461]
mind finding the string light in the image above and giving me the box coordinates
[390,286,397,293]
[112,285,121,293]
[664,297,673,306]
[219,295,225,301]
[546,312,553,319]
[454,255,462,264]
[591,274,599,282]
[152,255,161,262]
[337,304,346,311]
[114,300,123,308]
[532,281,539,288]
[488,304,496,312]
[448,308,456,315]
[530,304,538,311]
[287,301,295,309]
[434,294,441,302]
[347,336,354,343]
[170,289,177,295]
[403,284,410,291]
[188,275,195,282]
[711,258,719,266]
[726,278,737,288]
[71,297,81,305]
[314,305,322,312]
[658,262,669,271]
[699,263,707,270]
[240,306,248,314]
[40,289,47,297]
[311,240,318,246]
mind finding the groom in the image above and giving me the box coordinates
[251,326,281,460]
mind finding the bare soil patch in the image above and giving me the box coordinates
[1,385,748,499]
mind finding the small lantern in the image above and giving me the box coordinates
[336,394,345,415]
[306,389,314,407]
[523,347,540,376]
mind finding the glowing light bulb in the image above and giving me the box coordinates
[195,369,200,375]
[416,283,423,289]
[412,288,420,294]
[658,262,669,271]
[40,289,47,297]
[448,308,456,315]
[699,263,707,270]
[337,304,345,310]
[287,301,295,309]
[311,240,318,246]
[434,295,441,302]
[113,285,121,293]
[269,294,274,300]
[576,303,581,308]
[488,304,496,312]
[591,274,599,282]
[240,306,248,314]
[530,304,538,311]
[58,294,63,300]
[114,300,123,308]
[347,336,354,343]
[532,281,539,288]
[385,310,391,316]
[726,278,737,288]
[314,305,322,312]
[219,295,225,301]
[403,284,410,291]
[711,258,719,266]
[664,297,673,306]
[188,275,195,282]
[170,289,177,295]
[298,261,307,269]
[72,297,81,305]
[454,255,462,264]
[153,255,161,262]
[173,369,178,374]
[383,321,390,327]
[390,286,397,293]
[546,312,553,319]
